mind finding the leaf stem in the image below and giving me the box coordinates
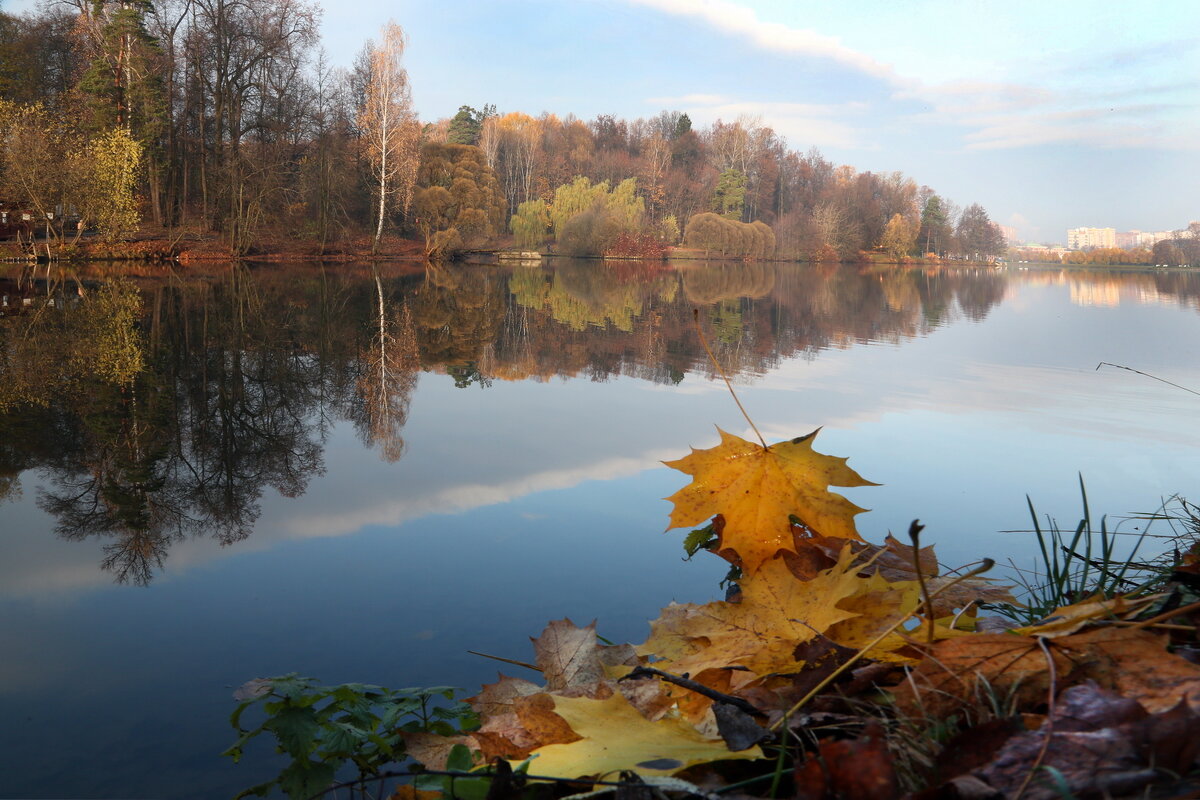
[692,308,767,450]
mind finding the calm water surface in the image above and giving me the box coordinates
[2,260,1199,798]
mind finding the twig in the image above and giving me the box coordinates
[620,666,764,717]
[768,559,996,732]
[907,519,935,644]
[466,650,541,672]
[1127,598,1200,631]
[1012,636,1058,800]
[1096,362,1200,397]
[306,767,655,800]
[692,308,767,449]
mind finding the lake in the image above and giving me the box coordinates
[1,259,1199,798]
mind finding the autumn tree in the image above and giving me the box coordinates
[186,0,320,248]
[1152,239,1186,266]
[955,203,1006,259]
[0,6,79,108]
[683,213,775,259]
[0,101,76,245]
[546,177,646,256]
[360,21,420,252]
[77,126,144,242]
[412,142,505,258]
[881,213,916,260]
[511,199,550,249]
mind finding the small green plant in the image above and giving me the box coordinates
[224,674,478,800]
[996,478,1162,624]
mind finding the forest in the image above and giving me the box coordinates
[0,1,1009,261]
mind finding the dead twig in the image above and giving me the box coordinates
[1012,636,1058,800]
[620,665,764,717]
[1097,362,1200,397]
[466,650,541,673]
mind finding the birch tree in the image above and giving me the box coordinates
[359,21,419,252]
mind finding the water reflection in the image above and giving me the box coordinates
[2,261,1198,585]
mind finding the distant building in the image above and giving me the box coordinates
[997,224,1020,245]
[1067,227,1116,250]
[1116,230,1175,248]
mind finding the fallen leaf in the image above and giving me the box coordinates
[1059,627,1200,713]
[513,692,584,746]
[932,718,1025,783]
[1013,594,1158,638]
[894,627,1200,721]
[794,721,898,800]
[518,692,762,777]
[664,429,876,574]
[795,532,1016,615]
[533,618,606,692]
[640,547,917,681]
[890,634,1074,720]
[400,732,479,771]
[975,683,1158,800]
[467,673,542,717]
[1134,697,1200,773]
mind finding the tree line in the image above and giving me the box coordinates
[0,1,1008,260]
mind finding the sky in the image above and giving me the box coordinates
[8,0,1200,242]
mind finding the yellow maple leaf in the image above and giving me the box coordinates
[640,547,920,679]
[664,428,876,574]
[519,692,762,778]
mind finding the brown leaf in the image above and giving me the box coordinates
[957,682,1195,800]
[1133,697,1200,773]
[794,721,898,800]
[1062,627,1200,713]
[467,673,541,717]
[532,618,605,691]
[469,730,531,762]
[976,727,1152,800]
[399,732,478,771]
[616,670,676,721]
[1051,681,1146,732]
[933,718,1025,782]
[890,634,1068,719]
[512,692,582,747]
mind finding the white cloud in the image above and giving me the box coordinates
[625,0,901,84]
[628,0,1198,153]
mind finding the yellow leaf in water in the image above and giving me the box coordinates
[519,692,762,777]
[664,428,876,574]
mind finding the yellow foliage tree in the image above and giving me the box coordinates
[881,213,916,260]
[79,127,143,243]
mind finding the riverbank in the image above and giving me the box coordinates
[0,227,430,264]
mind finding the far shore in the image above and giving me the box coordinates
[1,232,1192,271]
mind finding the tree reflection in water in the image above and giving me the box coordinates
[3,261,1196,584]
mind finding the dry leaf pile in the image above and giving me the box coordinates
[399,429,1200,800]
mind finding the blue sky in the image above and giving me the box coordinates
[9,0,1199,242]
